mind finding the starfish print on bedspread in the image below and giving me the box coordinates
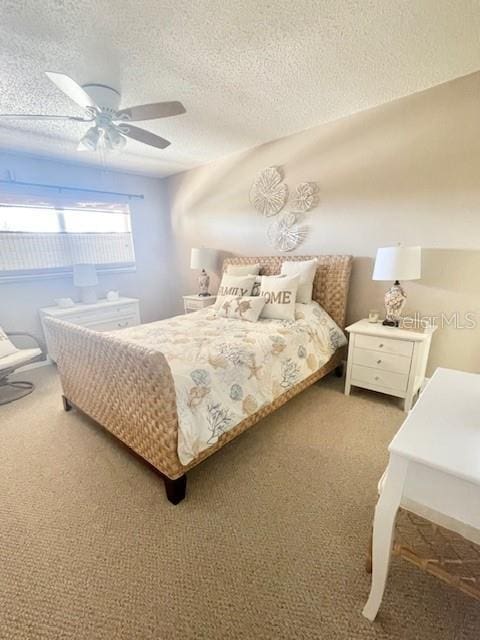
[246,355,263,380]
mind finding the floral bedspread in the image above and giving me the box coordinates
[112,302,346,465]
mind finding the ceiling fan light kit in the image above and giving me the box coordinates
[78,126,100,152]
[0,72,186,154]
[104,126,127,151]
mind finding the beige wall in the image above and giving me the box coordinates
[167,72,480,375]
[0,151,177,338]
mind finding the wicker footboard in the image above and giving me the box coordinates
[45,316,345,502]
[44,317,185,480]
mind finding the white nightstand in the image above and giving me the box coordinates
[344,319,436,412]
[183,294,217,314]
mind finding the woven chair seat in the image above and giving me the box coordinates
[367,471,480,602]
[393,507,480,601]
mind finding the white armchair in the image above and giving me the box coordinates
[0,329,46,405]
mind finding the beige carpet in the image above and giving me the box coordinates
[1,366,479,640]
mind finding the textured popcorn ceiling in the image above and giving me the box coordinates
[0,0,479,177]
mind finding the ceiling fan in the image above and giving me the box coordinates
[0,71,186,152]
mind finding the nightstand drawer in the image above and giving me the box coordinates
[351,364,408,392]
[355,334,413,358]
[183,295,217,313]
[187,298,209,309]
[353,348,411,375]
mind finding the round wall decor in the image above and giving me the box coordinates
[267,212,307,252]
[291,182,316,213]
[249,166,288,217]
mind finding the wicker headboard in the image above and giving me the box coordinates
[222,255,353,329]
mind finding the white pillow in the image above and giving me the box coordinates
[216,274,257,303]
[0,327,17,359]
[252,273,286,296]
[259,275,299,321]
[226,263,261,276]
[280,259,317,304]
[215,295,266,322]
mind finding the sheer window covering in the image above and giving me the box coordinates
[0,187,136,281]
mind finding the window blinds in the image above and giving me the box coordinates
[0,188,135,279]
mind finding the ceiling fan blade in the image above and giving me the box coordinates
[45,71,96,110]
[0,113,93,122]
[115,101,186,122]
[120,124,171,149]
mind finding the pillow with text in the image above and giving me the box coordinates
[259,275,299,321]
[216,274,257,307]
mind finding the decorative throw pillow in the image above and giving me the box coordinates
[216,274,257,304]
[226,263,261,276]
[259,275,299,321]
[252,272,286,297]
[280,259,317,304]
[215,295,266,322]
[0,327,17,359]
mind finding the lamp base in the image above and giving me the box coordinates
[382,319,399,327]
[80,286,98,304]
[383,280,406,327]
[198,269,210,297]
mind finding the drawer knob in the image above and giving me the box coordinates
[377,359,382,364]
[374,376,380,381]
[378,343,384,348]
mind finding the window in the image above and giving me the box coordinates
[0,193,135,281]
[0,207,61,233]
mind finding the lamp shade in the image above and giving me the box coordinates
[190,247,218,271]
[372,246,421,281]
[73,263,98,287]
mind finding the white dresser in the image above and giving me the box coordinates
[344,319,436,412]
[40,297,141,361]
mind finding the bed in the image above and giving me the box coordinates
[44,255,352,504]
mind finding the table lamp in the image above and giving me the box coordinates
[372,245,421,326]
[73,263,99,304]
[190,248,218,296]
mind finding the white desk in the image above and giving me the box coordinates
[363,367,480,620]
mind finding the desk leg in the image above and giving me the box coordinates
[363,456,408,621]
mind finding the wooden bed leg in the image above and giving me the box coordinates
[334,364,344,378]
[164,474,187,505]
[62,395,72,412]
